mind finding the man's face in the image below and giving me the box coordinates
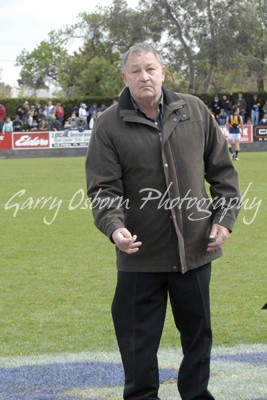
[122,51,165,105]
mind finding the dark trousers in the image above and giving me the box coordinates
[111,263,215,400]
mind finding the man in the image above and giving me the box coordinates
[208,94,222,121]
[226,105,244,161]
[250,94,261,126]
[46,100,55,118]
[85,43,240,400]
[0,103,7,133]
[234,93,246,122]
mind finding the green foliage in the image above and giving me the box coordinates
[0,69,12,97]
[0,153,266,356]
[16,31,69,89]
[70,56,123,98]
[13,0,267,96]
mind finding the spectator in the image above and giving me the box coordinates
[209,95,222,121]
[221,95,232,116]
[234,93,246,122]
[89,110,97,130]
[97,104,107,117]
[77,116,87,132]
[218,108,227,126]
[16,100,29,120]
[48,111,61,131]
[42,105,49,120]
[30,105,36,116]
[259,117,267,125]
[0,103,6,132]
[27,110,35,131]
[250,94,261,125]
[67,112,79,130]
[38,116,49,131]
[47,100,55,117]
[88,102,100,117]
[34,100,42,120]
[3,117,13,133]
[55,103,65,129]
[79,103,88,122]
[63,120,71,136]
[20,102,31,131]
[13,115,23,132]
[30,120,39,131]
[71,105,79,117]
[261,99,267,119]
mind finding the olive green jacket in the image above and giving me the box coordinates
[86,87,241,273]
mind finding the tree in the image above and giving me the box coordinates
[15,0,267,96]
[139,0,207,93]
[16,30,70,89]
[0,70,12,97]
[235,0,267,91]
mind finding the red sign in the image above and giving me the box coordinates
[0,132,12,150]
[13,132,50,149]
[220,125,253,143]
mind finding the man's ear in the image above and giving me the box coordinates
[162,65,165,82]
[121,72,128,87]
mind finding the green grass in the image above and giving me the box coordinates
[0,153,266,357]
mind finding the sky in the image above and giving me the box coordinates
[0,0,139,88]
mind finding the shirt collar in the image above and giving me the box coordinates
[130,93,164,127]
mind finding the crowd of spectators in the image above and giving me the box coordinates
[208,93,267,126]
[0,100,114,134]
[1,95,267,134]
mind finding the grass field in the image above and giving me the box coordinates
[0,152,266,358]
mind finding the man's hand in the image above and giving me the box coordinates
[112,228,142,254]
[207,224,230,252]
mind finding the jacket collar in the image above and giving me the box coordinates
[119,86,189,122]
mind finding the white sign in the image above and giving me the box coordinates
[50,130,92,148]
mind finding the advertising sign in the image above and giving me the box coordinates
[253,125,267,142]
[220,125,253,143]
[0,132,12,150]
[13,132,50,149]
[50,130,91,148]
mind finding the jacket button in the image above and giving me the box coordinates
[164,163,168,168]
[173,117,177,121]
[173,265,178,270]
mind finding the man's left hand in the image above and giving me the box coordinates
[207,224,230,252]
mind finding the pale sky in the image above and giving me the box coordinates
[0,0,139,88]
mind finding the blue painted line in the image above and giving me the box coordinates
[0,352,266,400]
[213,352,267,366]
[0,361,177,400]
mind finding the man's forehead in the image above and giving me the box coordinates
[126,51,161,66]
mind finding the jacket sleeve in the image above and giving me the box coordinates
[203,107,241,231]
[85,118,126,239]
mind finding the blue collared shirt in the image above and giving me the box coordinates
[130,93,164,128]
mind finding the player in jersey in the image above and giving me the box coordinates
[226,106,244,160]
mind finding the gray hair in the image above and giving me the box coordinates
[121,43,164,71]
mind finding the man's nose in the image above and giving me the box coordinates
[139,70,150,81]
